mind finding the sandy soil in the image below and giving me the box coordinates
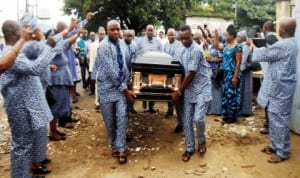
[0,91,300,178]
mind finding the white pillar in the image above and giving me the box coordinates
[290,1,300,134]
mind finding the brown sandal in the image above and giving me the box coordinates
[261,146,276,155]
[119,152,127,164]
[111,148,120,158]
[268,154,287,163]
[198,144,207,155]
[182,151,194,162]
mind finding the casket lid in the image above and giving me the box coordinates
[134,51,176,65]
[132,51,183,74]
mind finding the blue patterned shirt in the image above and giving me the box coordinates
[175,41,212,103]
[92,38,129,103]
[136,36,162,54]
[252,37,298,114]
[163,40,181,57]
[0,43,57,132]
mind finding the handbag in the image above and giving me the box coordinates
[211,64,224,83]
[46,87,56,106]
[245,52,261,72]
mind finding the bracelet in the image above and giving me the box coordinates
[11,48,18,56]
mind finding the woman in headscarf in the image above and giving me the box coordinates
[206,29,224,115]
[237,30,253,116]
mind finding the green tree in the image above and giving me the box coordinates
[63,0,195,33]
[237,0,276,27]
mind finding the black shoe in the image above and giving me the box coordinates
[40,158,51,165]
[76,92,80,96]
[31,175,45,178]
[165,112,173,118]
[148,108,156,114]
[222,116,229,122]
[260,127,269,134]
[89,92,94,96]
[174,125,183,133]
[95,105,100,110]
[224,117,237,124]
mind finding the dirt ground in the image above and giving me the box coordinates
[0,91,300,178]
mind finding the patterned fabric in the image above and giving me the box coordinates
[136,36,163,53]
[124,41,137,70]
[183,101,209,152]
[0,44,56,132]
[240,44,252,115]
[163,40,181,57]
[207,80,222,115]
[65,20,88,81]
[10,127,35,178]
[268,111,291,159]
[252,37,297,114]
[100,99,128,152]
[175,41,212,103]
[19,14,39,31]
[0,43,57,178]
[208,44,223,69]
[48,85,71,118]
[92,37,129,153]
[32,126,48,164]
[221,43,242,118]
[175,41,211,152]
[50,39,73,86]
[252,37,298,158]
[91,38,129,103]
[164,39,183,124]
[207,44,223,115]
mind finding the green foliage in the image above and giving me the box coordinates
[190,0,276,27]
[237,0,276,27]
[63,0,195,33]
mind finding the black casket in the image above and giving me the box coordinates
[131,51,184,101]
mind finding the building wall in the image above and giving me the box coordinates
[185,16,234,33]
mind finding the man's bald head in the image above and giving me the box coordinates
[124,29,133,36]
[167,28,176,43]
[263,20,274,33]
[107,20,121,41]
[98,26,106,41]
[146,24,154,39]
[124,30,134,44]
[56,21,68,33]
[2,20,21,45]
[279,17,297,38]
[107,20,120,30]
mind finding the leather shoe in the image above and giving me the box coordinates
[174,125,183,133]
[260,127,269,134]
[58,122,74,129]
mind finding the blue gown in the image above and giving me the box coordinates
[221,43,242,119]
[207,44,223,115]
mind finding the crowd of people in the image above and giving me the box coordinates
[0,10,298,177]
